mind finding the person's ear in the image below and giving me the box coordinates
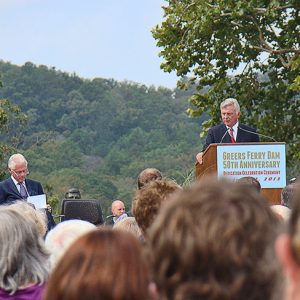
[148,282,158,300]
[236,111,241,118]
[276,234,300,282]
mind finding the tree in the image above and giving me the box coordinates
[152,0,300,165]
[0,96,27,178]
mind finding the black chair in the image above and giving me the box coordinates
[60,199,104,225]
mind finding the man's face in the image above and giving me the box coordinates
[9,161,28,183]
[221,104,240,128]
[112,202,125,218]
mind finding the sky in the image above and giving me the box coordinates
[0,0,178,88]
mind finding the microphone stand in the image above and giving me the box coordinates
[220,128,230,144]
[238,126,277,142]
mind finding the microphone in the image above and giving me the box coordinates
[220,128,230,143]
[238,126,277,142]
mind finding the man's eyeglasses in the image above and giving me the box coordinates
[11,169,29,176]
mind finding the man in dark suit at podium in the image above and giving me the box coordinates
[196,98,259,164]
[0,153,55,231]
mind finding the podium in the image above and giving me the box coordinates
[196,142,286,204]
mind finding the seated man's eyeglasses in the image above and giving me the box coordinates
[11,169,29,176]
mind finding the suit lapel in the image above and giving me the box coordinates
[24,179,32,196]
[8,177,22,197]
[221,124,232,143]
[236,124,244,142]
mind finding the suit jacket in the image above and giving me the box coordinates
[202,123,259,152]
[0,177,44,205]
[0,177,56,231]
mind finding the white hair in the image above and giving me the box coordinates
[271,205,291,222]
[45,220,96,269]
[8,153,28,170]
[220,98,240,112]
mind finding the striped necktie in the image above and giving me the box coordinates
[18,182,28,199]
[229,128,236,143]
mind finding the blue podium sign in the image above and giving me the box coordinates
[217,144,286,188]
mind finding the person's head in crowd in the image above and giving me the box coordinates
[65,188,81,199]
[111,199,126,219]
[271,204,291,222]
[276,183,300,300]
[137,168,162,189]
[8,201,48,236]
[220,98,240,128]
[44,228,152,300]
[0,207,49,296]
[8,153,29,183]
[281,183,296,208]
[132,179,181,236]
[148,178,282,300]
[237,176,261,192]
[113,217,142,240]
[45,219,96,269]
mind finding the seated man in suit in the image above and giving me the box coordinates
[0,153,56,231]
[196,98,259,164]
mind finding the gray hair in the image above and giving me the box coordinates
[0,208,49,294]
[8,154,28,170]
[220,98,240,112]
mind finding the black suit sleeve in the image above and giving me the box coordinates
[0,182,5,205]
[37,182,44,195]
[202,128,214,152]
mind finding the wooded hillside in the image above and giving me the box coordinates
[0,60,204,215]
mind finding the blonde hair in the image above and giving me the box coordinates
[8,201,47,236]
[113,217,142,239]
[271,205,291,222]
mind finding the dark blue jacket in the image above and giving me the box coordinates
[202,123,259,152]
[0,177,43,204]
[0,177,56,231]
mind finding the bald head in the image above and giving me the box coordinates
[111,200,125,218]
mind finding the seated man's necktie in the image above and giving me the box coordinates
[18,182,28,199]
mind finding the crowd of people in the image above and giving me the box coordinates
[0,156,299,300]
[0,97,299,300]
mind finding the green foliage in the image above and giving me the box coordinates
[152,0,300,165]
[0,96,27,179]
[0,60,202,214]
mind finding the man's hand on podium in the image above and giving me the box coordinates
[196,152,204,164]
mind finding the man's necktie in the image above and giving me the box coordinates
[230,128,236,143]
[18,182,28,199]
